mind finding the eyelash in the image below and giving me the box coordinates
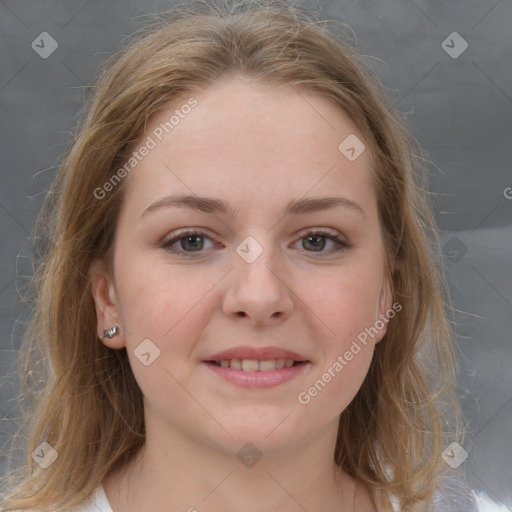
[160,228,350,257]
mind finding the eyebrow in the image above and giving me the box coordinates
[141,194,366,219]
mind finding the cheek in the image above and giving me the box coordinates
[299,347,373,418]
[115,246,212,336]
[295,269,380,415]
[306,261,384,348]
[114,254,223,390]
[116,264,217,406]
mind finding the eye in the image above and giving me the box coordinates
[160,228,350,257]
[292,229,350,255]
[161,229,218,255]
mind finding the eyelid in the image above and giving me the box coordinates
[293,228,351,253]
[296,226,341,239]
[160,228,220,254]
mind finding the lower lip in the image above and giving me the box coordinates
[203,361,310,388]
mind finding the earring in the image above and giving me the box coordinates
[101,326,119,339]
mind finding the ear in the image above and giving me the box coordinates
[374,267,394,345]
[89,258,125,349]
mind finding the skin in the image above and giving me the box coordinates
[90,76,392,511]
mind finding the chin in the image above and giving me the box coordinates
[203,416,311,456]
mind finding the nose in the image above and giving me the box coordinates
[222,238,294,325]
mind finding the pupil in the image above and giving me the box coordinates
[304,235,325,251]
[182,235,203,251]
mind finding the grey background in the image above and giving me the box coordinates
[0,0,511,508]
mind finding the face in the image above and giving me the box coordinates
[91,77,392,456]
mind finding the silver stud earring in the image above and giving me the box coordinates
[101,326,119,339]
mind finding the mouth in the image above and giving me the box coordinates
[202,348,311,388]
[203,346,311,388]
[204,358,308,371]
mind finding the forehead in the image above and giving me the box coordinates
[119,78,376,220]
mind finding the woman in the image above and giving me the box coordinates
[1,1,479,510]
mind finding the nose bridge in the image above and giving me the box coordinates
[223,231,293,322]
[234,232,281,288]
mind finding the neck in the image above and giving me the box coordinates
[103,416,376,511]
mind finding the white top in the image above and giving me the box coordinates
[77,484,113,512]
[9,482,506,511]
[8,485,113,512]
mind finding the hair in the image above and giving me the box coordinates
[1,1,465,510]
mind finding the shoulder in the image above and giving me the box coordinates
[473,491,510,511]
[386,477,507,512]
[5,484,112,512]
[432,479,507,512]
[73,484,113,512]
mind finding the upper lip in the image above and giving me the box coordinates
[205,345,309,362]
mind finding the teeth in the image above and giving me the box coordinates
[216,358,299,371]
[241,359,259,372]
[230,358,242,370]
[259,360,277,371]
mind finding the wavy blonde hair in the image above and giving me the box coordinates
[1,1,464,510]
